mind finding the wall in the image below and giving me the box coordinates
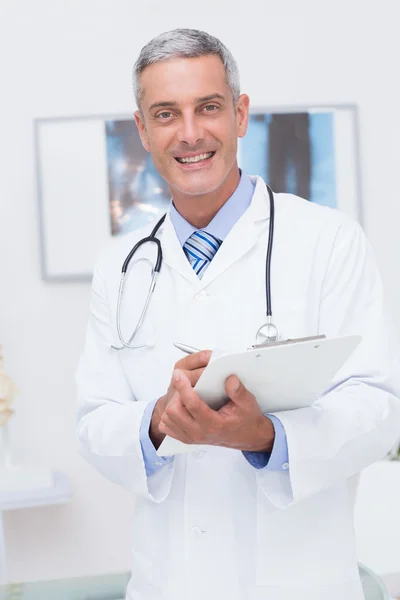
[0,0,399,583]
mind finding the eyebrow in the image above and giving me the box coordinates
[148,93,226,112]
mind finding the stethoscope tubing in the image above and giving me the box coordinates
[121,215,166,274]
[113,185,275,350]
[265,185,274,318]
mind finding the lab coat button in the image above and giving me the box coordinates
[190,526,204,538]
[282,462,289,470]
[194,290,208,300]
[193,450,205,459]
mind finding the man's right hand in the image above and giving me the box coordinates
[149,350,212,449]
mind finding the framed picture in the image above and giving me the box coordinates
[35,104,361,281]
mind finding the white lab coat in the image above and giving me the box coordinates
[76,176,400,600]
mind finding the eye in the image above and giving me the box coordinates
[157,111,173,119]
[204,104,218,112]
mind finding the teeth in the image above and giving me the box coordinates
[177,152,213,164]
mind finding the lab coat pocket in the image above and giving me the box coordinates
[255,484,358,586]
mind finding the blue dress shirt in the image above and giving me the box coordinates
[139,172,289,476]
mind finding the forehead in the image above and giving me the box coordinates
[139,55,230,109]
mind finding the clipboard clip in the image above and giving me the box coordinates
[249,334,326,351]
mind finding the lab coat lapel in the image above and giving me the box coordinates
[160,214,200,285]
[200,177,271,286]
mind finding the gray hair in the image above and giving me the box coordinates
[133,28,240,110]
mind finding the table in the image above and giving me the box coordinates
[0,571,129,600]
[0,472,72,584]
[0,565,392,600]
[359,563,390,599]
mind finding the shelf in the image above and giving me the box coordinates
[0,472,72,511]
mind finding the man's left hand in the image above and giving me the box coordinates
[158,369,275,452]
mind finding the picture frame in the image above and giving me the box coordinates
[34,104,362,282]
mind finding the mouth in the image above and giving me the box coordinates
[175,151,216,165]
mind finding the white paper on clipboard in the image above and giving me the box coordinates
[157,334,362,457]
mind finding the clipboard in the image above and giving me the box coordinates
[156,334,362,457]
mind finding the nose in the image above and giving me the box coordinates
[176,112,204,147]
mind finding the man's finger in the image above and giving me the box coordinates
[173,369,218,427]
[225,375,256,405]
[159,419,191,443]
[164,391,196,425]
[185,367,206,387]
[161,389,204,442]
[175,350,212,371]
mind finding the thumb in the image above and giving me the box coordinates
[172,368,192,391]
[225,375,253,404]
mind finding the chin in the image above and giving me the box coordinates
[174,183,219,196]
[170,172,228,197]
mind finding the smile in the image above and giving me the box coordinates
[175,152,215,164]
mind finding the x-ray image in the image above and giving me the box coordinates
[105,120,170,236]
[106,110,339,238]
[238,111,337,208]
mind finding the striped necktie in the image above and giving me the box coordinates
[183,230,222,278]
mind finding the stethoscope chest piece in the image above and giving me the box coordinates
[254,318,279,346]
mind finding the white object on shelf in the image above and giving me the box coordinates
[0,466,54,492]
[0,423,54,492]
[0,470,71,511]
[0,408,54,492]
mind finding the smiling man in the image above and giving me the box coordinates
[76,29,400,600]
[134,53,249,227]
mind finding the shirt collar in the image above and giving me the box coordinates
[169,171,255,246]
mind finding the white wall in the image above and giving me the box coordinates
[0,0,400,583]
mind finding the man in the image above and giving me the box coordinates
[76,28,400,600]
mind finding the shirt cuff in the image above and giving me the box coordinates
[242,415,289,471]
[139,398,173,477]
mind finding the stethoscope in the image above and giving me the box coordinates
[112,185,278,351]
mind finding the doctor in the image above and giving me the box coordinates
[76,28,400,600]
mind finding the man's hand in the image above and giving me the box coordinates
[158,368,275,453]
[149,350,212,449]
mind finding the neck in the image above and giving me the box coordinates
[171,165,241,229]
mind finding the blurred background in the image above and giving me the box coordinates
[0,0,400,596]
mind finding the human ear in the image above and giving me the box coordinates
[236,94,250,138]
[134,110,151,152]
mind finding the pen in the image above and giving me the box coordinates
[173,342,201,355]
